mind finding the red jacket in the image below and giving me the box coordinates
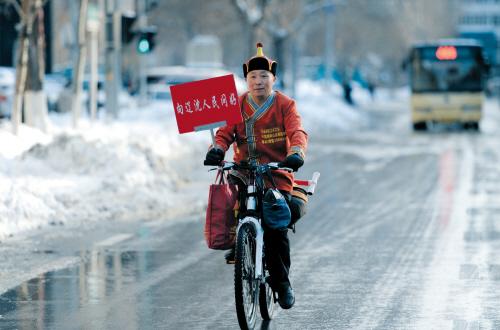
[214,91,308,192]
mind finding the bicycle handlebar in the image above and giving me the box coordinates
[205,160,293,173]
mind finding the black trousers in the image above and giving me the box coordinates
[264,191,306,290]
[264,226,291,289]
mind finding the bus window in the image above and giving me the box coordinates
[410,46,485,93]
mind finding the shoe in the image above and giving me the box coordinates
[224,247,235,264]
[277,283,295,309]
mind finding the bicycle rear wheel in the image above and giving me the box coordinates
[234,222,259,330]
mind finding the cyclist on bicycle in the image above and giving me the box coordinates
[204,43,308,310]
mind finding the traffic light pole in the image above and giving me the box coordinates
[324,0,334,86]
[105,0,120,118]
[137,0,148,106]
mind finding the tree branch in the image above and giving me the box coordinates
[231,0,269,25]
[2,0,24,21]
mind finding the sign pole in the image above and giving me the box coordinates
[210,128,216,146]
[193,122,227,146]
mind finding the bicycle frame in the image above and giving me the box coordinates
[235,164,266,281]
[218,161,289,281]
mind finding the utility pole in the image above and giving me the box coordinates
[323,0,335,85]
[137,0,147,106]
[104,0,120,118]
[87,3,100,121]
[72,0,88,128]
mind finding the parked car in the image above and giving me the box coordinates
[0,67,68,117]
[146,66,247,100]
[56,74,133,113]
[45,72,67,112]
[0,67,15,119]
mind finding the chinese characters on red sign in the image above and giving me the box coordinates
[175,93,237,115]
[170,74,243,134]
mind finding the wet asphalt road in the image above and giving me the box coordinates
[2,99,500,329]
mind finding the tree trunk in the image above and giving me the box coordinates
[24,0,49,132]
[11,0,32,135]
[231,0,268,60]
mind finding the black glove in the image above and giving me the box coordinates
[204,148,225,165]
[279,153,304,172]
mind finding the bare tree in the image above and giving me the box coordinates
[262,1,304,85]
[231,0,271,57]
[262,0,328,89]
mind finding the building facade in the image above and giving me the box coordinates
[458,0,500,65]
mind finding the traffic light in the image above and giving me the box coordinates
[122,15,137,44]
[137,27,157,54]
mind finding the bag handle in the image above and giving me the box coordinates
[264,167,278,189]
[215,169,226,184]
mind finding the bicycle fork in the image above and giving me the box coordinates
[237,216,264,280]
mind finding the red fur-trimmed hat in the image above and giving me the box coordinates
[242,42,277,78]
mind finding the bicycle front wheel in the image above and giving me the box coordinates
[259,265,275,320]
[234,222,259,330]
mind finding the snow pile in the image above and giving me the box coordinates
[0,103,209,239]
[0,80,366,240]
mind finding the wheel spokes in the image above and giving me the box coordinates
[242,230,257,322]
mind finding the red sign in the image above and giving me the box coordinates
[170,74,243,134]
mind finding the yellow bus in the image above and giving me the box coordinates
[407,39,489,131]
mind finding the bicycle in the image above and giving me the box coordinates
[207,160,319,330]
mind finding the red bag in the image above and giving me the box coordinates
[204,170,238,250]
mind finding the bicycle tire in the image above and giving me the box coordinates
[258,267,275,320]
[234,222,259,330]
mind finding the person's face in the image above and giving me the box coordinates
[246,70,276,100]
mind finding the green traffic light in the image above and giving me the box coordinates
[138,39,150,53]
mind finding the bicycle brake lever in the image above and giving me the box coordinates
[222,162,235,171]
[268,162,293,173]
[268,162,279,169]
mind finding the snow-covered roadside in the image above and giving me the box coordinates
[0,101,211,240]
[0,80,368,240]
[295,80,370,133]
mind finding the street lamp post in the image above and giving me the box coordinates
[104,0,120,118]
[137,0,147,106]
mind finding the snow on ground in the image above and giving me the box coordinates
[480,97,500,134]
[0,79,372,240]
[296,80,370,133]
